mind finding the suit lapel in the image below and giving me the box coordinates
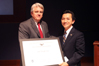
[31,18,40,37]
[64,27,75,46]
[41,22,45,38]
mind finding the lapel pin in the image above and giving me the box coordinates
[70,34,72,36]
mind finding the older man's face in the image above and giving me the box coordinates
[31,7,43,22]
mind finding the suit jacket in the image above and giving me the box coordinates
[59,27,85,66]
[18,17,50,66]
[18,17,50,39]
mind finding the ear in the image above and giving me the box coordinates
[72,20,75,24]
[31,12,33,15]
[31,12,33,16]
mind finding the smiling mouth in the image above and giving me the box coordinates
[63,23,67,25]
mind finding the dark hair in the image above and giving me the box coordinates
[63,10,76,20]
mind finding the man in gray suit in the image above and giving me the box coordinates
[18,2,50,39]
[18,3,50,66]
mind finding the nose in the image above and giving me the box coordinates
[38,12,40,14]
[38,12,42,15]
[64,19,67,22]
[37,12,41,16]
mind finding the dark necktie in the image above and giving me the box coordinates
[38,22,43,38]
[63,31,67,44]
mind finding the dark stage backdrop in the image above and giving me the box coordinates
[0,0,99,60]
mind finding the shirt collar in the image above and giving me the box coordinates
[66,26,73,34]
[64,26,73,38]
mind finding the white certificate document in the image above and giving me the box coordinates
[20,38,64,66]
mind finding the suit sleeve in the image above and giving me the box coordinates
[67,32,85,66]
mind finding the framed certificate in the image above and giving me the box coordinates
[19,38,64,66]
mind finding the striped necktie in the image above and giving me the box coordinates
[63,31,66,44]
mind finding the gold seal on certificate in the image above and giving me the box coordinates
[19,38,64,66]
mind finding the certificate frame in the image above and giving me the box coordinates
[19,38,65,66]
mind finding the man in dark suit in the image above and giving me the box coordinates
[59,10,85,66]
[18,3,50,66]
[18,2,50,39]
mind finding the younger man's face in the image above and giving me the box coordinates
[61,13,75,30]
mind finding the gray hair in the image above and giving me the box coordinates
[31,3,44,12]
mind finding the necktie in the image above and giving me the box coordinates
[63,31,66,44]
[38,22,43,38]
